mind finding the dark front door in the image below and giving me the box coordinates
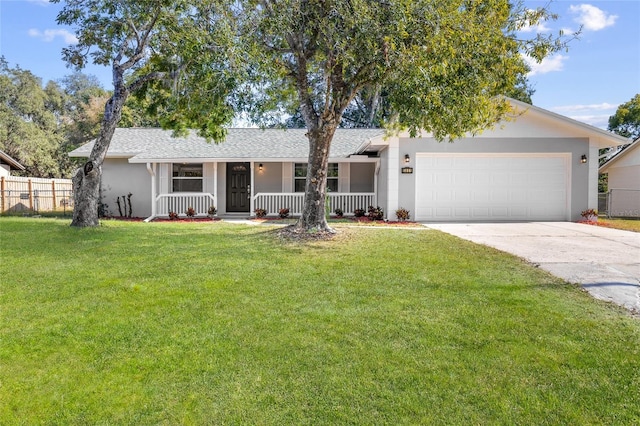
[226,162,250,212]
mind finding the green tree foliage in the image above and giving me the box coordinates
[608,94,640,140]
[54,0,239,226]
[58,73,109,171]
[120,91,162,128]
[241,0,568,232]
[0,58,65,177]
[598,94,639,167]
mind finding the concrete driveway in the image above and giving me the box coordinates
[424,222,640,314]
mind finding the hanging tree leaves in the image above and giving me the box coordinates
[54,0,239,226]
[239,0,571,233]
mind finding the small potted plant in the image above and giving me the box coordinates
[395,207,410,222]
[207,205,217,217]
[279,207,290,219]
[581,208,598,222]
[185,206,196,218]
[334,208,344,218]
[168,211,179,220]
[367,205,384,221]
[254,207,267,218]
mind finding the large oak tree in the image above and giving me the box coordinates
[0,58,66,177]
[242,0,568,233]
[54,0,238,227]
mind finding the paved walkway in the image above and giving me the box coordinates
[423,222,640,314]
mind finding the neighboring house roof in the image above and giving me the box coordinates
[0,150,25,171]
[599,137,640,173]
[68,128,387,162]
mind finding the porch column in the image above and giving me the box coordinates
[213,162,218,210]
[386,136,400,219]
[374,160,380,208]
[146,162,157,217]
[250,161,255,214]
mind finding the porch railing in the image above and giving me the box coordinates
[155,193,215,217]
[253,192,376,216]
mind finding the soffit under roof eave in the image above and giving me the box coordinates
[0,151,25,170]
[128,156,379,164]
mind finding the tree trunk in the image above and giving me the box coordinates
[293,126,337,233]
[70,81,128,227]
[366,85,381,128]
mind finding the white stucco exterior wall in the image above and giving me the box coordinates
[101,158,152,217]
[385,136,400,218]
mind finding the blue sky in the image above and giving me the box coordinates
[1,0,638,129]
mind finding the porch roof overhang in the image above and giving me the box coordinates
[128,156,380,164]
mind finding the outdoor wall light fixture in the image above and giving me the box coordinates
[404,154,410,163]
[259,163,263,171]
[580,155,587,164]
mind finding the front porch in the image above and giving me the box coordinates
[146,192,376,220]
[253,192,376,216]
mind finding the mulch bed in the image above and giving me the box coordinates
[577,219,612,228]
[104,215,417,227]
[254,216,418,226]
[274,224,338,242]
[102,216,220,223]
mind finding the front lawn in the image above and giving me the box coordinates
[597,217,640,232]
[1,218,638,424]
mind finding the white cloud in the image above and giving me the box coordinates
[552,103,617,113]
[28,28,78,44]
[569,4,617,31]
[550,103,618,128]
[523,54,568,76]
[518,9,552,34]
[566,114,611,128]
[520,21,551,34]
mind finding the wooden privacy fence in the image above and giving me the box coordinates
[0,176,73,214]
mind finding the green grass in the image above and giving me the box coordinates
[598,217,640,232]
[1,218,639,424]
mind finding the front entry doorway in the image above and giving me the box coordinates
[226,162,251,213]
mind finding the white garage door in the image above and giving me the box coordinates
[415,153,570,221]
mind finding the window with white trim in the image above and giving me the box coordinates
[172,163,203,192]
[294,163,338,192]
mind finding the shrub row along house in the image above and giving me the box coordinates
[69,98,628,222]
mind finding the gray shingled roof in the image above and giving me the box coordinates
[68,128,386,161]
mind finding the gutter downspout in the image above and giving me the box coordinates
[143,162,156,222]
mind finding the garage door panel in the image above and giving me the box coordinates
[473,190,490,202]
[510,190,527,203]
[454,172,471,185]
[472,207,490,217]
[416,154,569,221]
[434,172,452,185]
